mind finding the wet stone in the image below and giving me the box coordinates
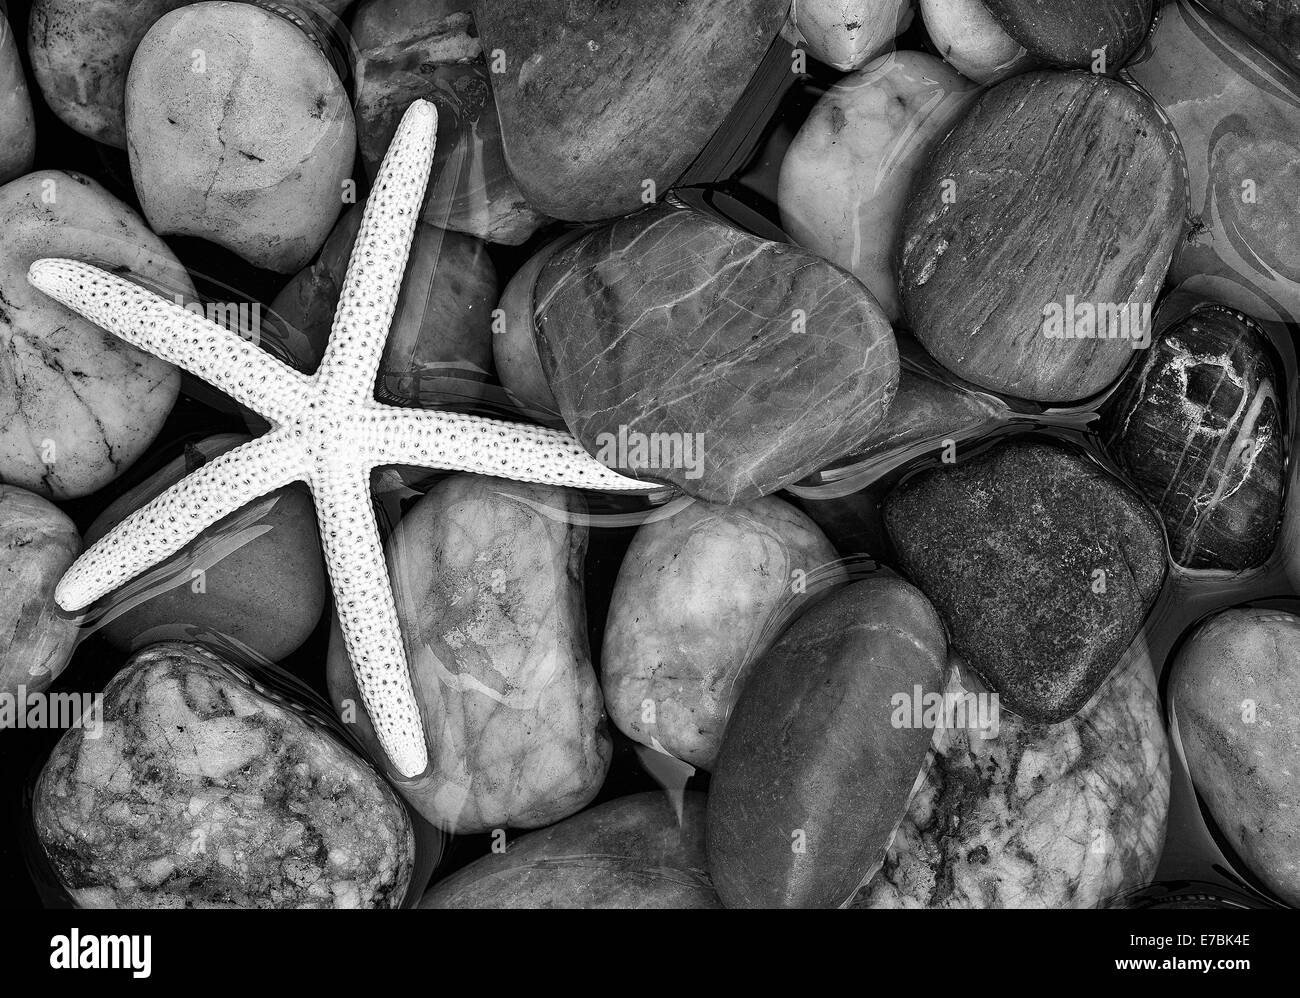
[1103,307,1285,571]
[33,642,415,909]
[884,440,1166,723]
[853,652,1170,908]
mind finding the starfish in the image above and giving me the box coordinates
[27,100,651,779]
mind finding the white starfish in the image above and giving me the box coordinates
[27,100,651,779]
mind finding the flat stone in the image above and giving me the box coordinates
[1171,607,1300,907]
[706,576,946,908]
[897,71,1185,402]
[1103,306,1285,571]
[884,440,1166,722]
[422,792,720,908]
[853,651,1170,907]
[536,205,899,502]
[472,0,788,221]
[33,642,415,908]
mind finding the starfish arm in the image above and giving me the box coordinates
[55,432,306,611]
[364,409,656,492]
[316,100,439,405]
[311,464,429,779]
[28,259,312,425]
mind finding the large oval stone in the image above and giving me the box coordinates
[84,434,326,662]
[125,2,355,272]
[602,496,842,770]
[327,474,611,834]
[33,642,416,908]
[779,51,978,322]
[898,70,1185,402]
[27,0,350,148]
[1103,304,1285,571]
[422,792,719,909]
[884,440,1166,722]
[1123,2,1300,325]
[1,170,187,499]
[536,205,899,502]
[0,484,81,698]
[853,651,1169,907]
[472,0,787,221]
[706,575,946,908]
[1170,607,1300,907]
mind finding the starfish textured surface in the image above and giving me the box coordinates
[27,100,651,779]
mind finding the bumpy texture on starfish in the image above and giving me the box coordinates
[28,100,650,779]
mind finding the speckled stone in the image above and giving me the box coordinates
[33,642,415,909]
[0,484,81,696]
[327,474,611,834]
[1103,306,1285,571]
[884,440,1166,722]
[853,652,1169,908]
[1171,607,1300,907]
[422,792,720,909]
[263,204,497,407]
[536,205,899,502]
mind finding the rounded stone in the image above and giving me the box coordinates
[1,170,187,499]
[897,70,1185,402]
[0,484,81,698]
